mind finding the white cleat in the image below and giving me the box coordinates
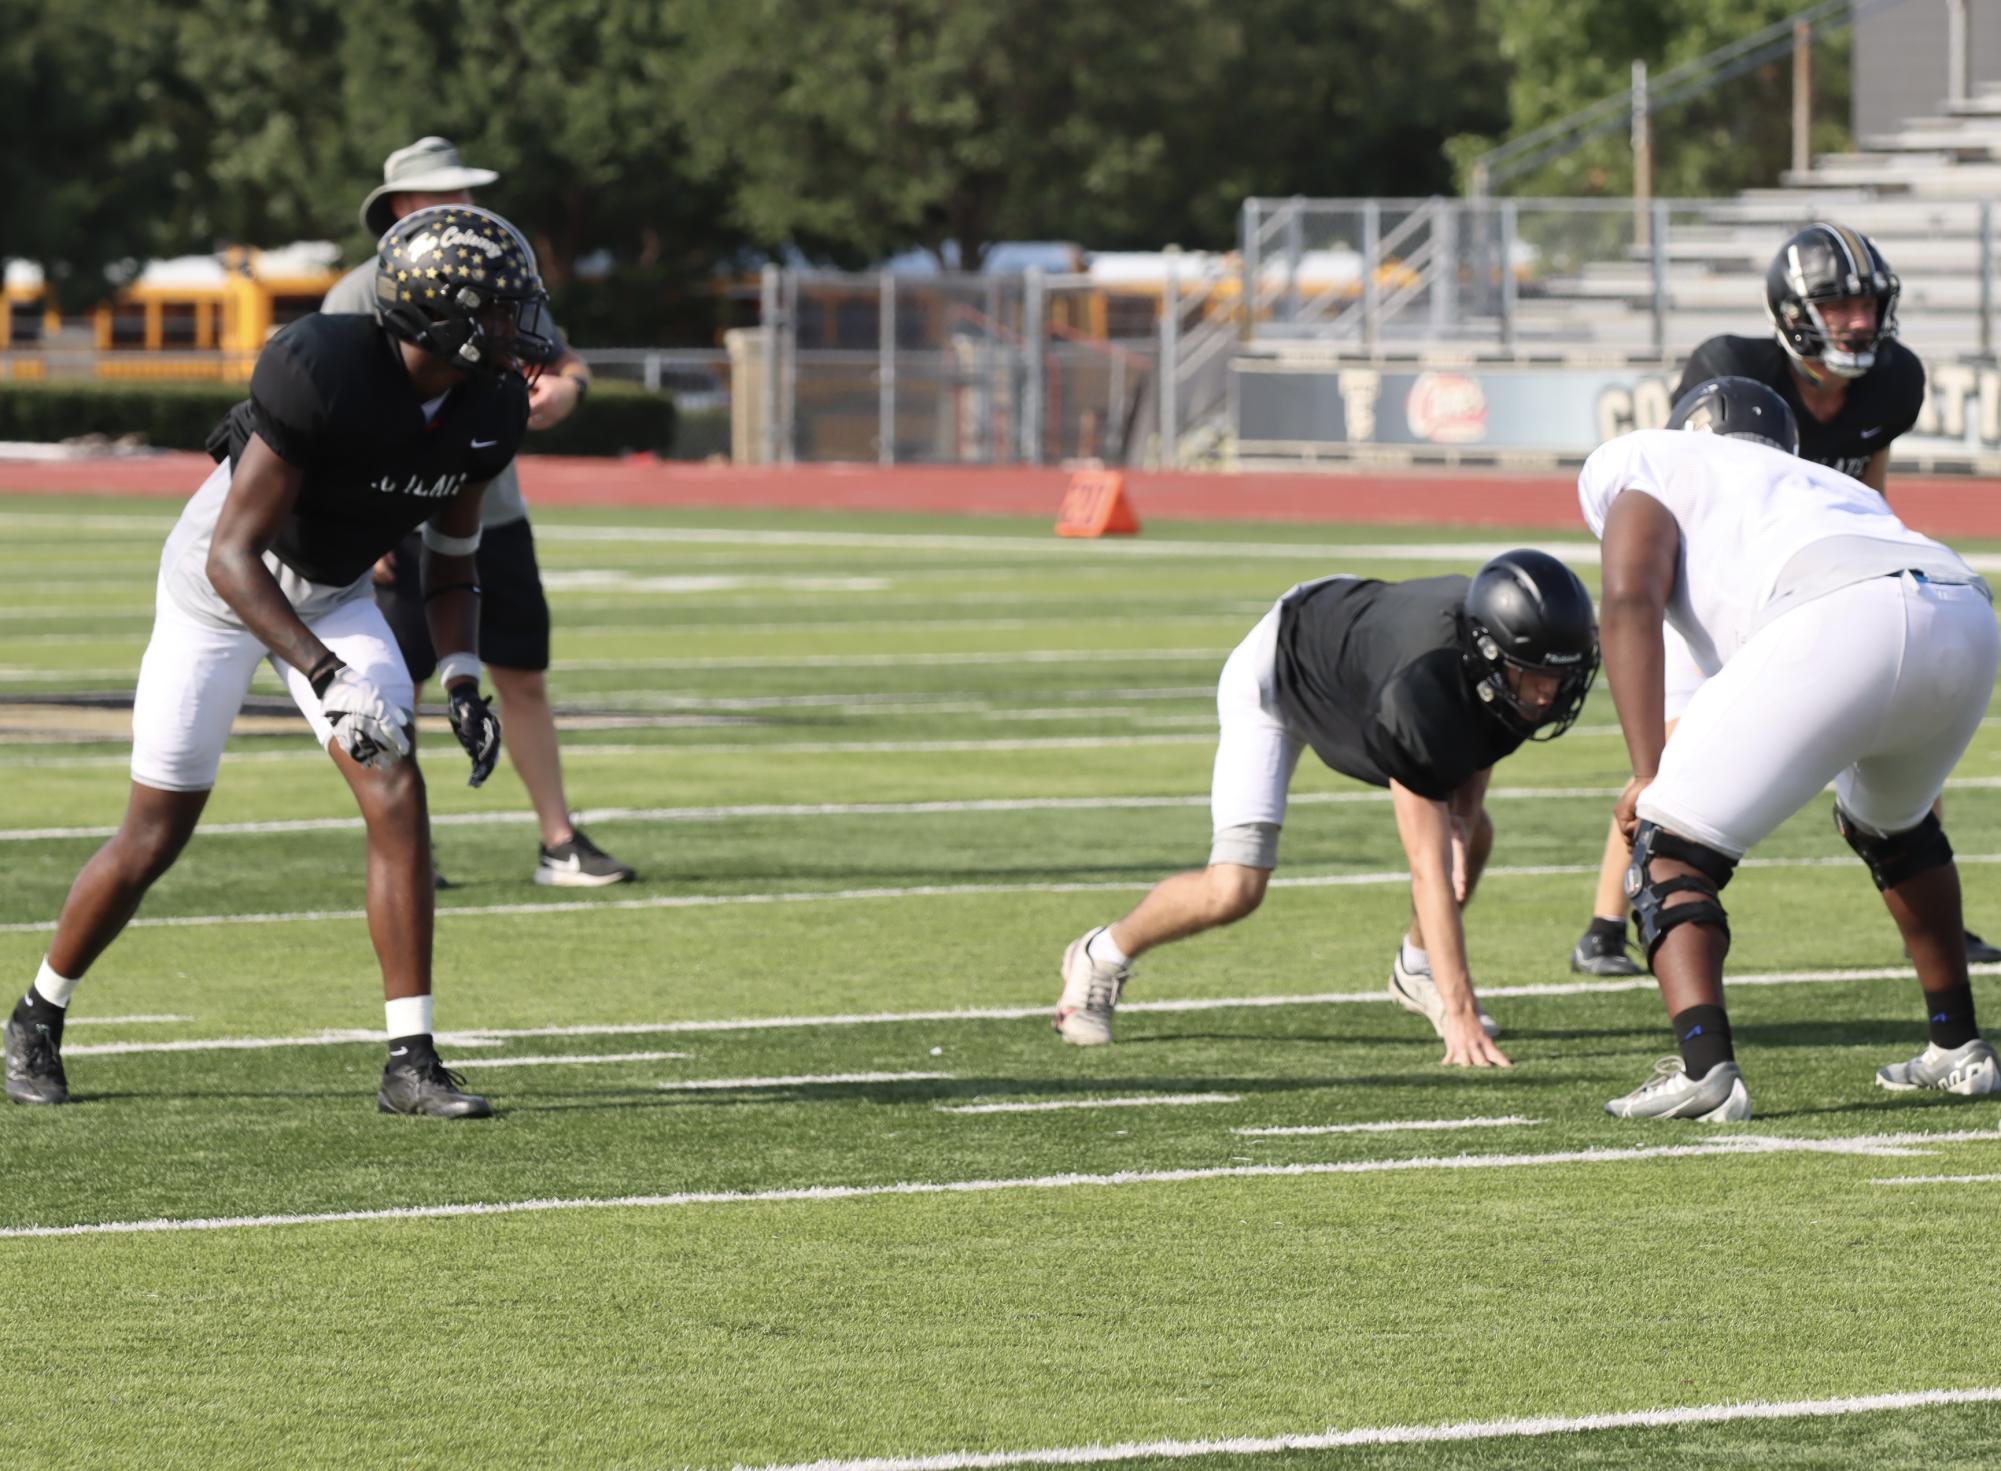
[1875,1038,2001,1096]
[1388,951,1499,1040]
[1605,1057,1752,1122]
[1055,928,1128,1046]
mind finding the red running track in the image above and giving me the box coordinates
[5,454,2001,537]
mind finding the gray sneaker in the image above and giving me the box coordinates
[1875,1038,2000,1096]
[4,1014,68,1106]
[1055,928,1128,1046]
[1389,951,1500,1040]
[1605,1057,1752,1122]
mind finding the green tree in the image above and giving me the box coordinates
[0,0,208,313]
[1455,0,1853,197]
[670,0,1507,264]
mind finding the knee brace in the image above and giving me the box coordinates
[1624,820,1736,961]
[1833,804,1954,892]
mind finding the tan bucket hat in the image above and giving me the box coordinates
[360,136,501,237]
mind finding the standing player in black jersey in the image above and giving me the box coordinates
[1053,552,1599,1066]
[3,205,552,1117]
[1565,221,2001,974]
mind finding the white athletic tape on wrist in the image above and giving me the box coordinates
[421,522,483,556]
[436,652,481,689]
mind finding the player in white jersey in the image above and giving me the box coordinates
[1581,377,2001,1120]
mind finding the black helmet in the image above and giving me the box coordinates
[1765,222,1900,380]
[373,204,557,383]
[1666,375,1801,455]
[1462,550,1599,741]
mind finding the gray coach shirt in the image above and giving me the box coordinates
[321,261,565,529]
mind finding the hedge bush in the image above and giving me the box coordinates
[0,377,679,458]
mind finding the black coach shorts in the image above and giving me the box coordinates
[374,516,553,681]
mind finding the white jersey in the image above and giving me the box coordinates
[1577,428,1976,672]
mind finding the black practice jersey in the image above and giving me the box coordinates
[1674,335,1925,481]
[204,314,529,589]
[1270,576,1524,801]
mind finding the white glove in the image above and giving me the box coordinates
[320,665,412,768]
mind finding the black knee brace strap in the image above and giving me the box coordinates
[1833,804,1954,892]
[1624,820,1736,961]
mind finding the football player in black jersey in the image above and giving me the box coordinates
[1053,551,1599,1067]
[4,206,554,1117]
[1565,221,2001,974]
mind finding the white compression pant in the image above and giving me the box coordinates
[1638,572,1999,858]
[1209,603,1308,869]
[130,586,415,792]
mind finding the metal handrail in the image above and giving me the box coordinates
[1470,0,1914,193]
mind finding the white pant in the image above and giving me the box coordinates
[131,584,414,792]
[1639,572,2000,857]
[1209,603,1308,868]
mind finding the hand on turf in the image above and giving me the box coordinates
[445,681,502,787]
[1440,1010,1510,1069]
[1615,775,1653,844]
[321,667,412,769]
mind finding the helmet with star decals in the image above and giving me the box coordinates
[372,204,556,383]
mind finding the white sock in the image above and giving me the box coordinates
[1400,938,1429,974]
[33,958,80,1009]
[385,994,435,1042]
[1087,928,1130,968]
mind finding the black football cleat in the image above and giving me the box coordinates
[378,1052,492,1119]
[1569,925,1644,977]
[1966,930,2001,965]
[4,1014,70,1105]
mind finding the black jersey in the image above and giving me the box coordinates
[1674,335,1925,481]
[204,314,529,589]
[1270,576,1524,800]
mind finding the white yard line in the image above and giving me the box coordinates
[451,1050,691,1070]
[10,779,2001,843]
[3,1130,1994,1240]
[48,964,2001,1060]
[1871,1173,2001,1186]
[1236,1116,1540,1137]
[937,1094,1243,1115]
[655,1070,952,1092]
[11,857,2001,943]
[727,1387,2001,1471]
[64,1014,193,1027]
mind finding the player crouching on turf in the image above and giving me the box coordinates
[1055,552,1599,1067]
[1587,377,2001,1122]
[3,205,554,1117]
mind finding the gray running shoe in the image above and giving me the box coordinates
[4,1014,68,1106]
[1875,1038,2000,1096]
[535,830,637,888]
[1389,950,1500,1040]
[1055,928,1128,1046]
[1605,1057,1752,1122]
[378,1052,493,1118]
[1569,926,1643,977]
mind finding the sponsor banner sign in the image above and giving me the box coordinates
[1233,356,2001,466]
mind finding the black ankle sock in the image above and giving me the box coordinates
[15,989,65,1045]
[387,1032,437,1065]
[1587,915,1628,944]
[1921,982,1979,1051]
[1670,1004,1733,1080]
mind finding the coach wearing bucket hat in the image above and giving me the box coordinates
[323,136,638,890]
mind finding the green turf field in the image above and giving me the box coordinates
[1,492,1998,1469]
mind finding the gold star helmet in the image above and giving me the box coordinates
[373,204,556,382]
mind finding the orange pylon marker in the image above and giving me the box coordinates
[1054,469,1141,537]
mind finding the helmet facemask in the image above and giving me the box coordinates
[373,205,557,386]
[1767,225,1900,382]
[1464,619,1599,742]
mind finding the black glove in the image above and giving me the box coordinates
[445,681,502,788]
